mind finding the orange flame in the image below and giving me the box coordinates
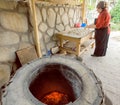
[41,91,69,105]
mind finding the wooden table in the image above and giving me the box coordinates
[56,28,94,56]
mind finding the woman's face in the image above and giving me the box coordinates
[97,8,102,13]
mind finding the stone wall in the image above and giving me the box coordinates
[35,2,82,54]
[0,1,31,88]
[0,1,82,87]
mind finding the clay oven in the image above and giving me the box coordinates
[2,56,104,105]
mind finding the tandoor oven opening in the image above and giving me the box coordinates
[29,63,83,105]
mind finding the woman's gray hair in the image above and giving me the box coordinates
[97,1,108,9]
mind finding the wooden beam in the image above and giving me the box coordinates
[82,0,86,22]
[29,0,42,58]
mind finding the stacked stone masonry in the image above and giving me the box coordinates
[0,0,82,88]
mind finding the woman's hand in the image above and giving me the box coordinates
[86,24,96,28]
[86,25,90,28]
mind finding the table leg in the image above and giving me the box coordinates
[76,40,81,56]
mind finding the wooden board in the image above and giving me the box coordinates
[16,46,38,65]
[36,0,81,5]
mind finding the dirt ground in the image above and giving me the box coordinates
[81,31,120,105]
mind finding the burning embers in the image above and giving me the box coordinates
[29,63,83,105]
[41,91,69,105]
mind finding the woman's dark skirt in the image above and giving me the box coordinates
[94,28,109,56]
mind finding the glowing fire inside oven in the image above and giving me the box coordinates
[40,91,69,105]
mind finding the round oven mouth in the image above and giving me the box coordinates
[28,63,83,105]
[2,56,104,105]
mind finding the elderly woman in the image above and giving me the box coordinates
[86,1,111,57]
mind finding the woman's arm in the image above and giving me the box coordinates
[86,24,96,28]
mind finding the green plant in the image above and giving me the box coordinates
[110,22,120,31]
[88,5,95,10]
[110,0,120,23]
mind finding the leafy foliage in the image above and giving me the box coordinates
[111,22,120,31]
[110,0,120,23]
[88,5,95,10]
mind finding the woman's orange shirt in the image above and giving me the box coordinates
[96,9,111,34]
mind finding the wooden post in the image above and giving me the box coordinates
[82,0,86,22]
[29,0,42,58]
